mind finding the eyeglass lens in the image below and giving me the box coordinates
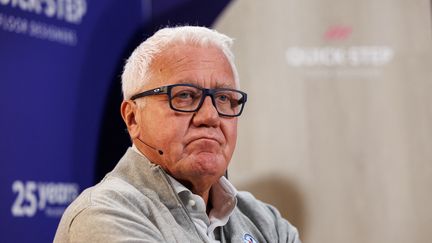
[170,85,243,116]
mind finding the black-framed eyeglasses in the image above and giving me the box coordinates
[130,83,247,117]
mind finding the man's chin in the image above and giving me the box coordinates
[190,153,226,176]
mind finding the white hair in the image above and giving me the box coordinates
[121,26,240,100]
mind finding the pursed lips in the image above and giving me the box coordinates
[185,134,224,146]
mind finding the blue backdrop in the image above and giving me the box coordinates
[0,0,230,242]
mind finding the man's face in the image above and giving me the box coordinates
[132,44,238,189]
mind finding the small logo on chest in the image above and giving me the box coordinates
[243,233,258,243]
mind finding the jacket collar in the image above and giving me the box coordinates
[109,147,181,209]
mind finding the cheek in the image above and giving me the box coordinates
[158,117,190,148]
[223,120,238,150]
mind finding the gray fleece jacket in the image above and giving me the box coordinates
[54,148,301,243]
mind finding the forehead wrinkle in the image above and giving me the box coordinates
[150,44,234,88]
[159,55,187,72]
[172,55,190,66]
[162,54,210,75]
[157,43,227,72]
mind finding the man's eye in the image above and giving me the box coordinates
[216,92,234,103]
[217,94,229,102]
[176,91,194,99]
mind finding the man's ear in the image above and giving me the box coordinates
[120,100,140,139]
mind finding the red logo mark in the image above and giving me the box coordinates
[324,26,352,40]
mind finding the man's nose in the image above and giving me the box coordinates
[192,96,220,127]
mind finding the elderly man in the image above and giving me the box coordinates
[54,26,301,243]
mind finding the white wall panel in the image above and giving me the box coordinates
[215,1,432,242]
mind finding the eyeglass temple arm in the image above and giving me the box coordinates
[130,86,168,100]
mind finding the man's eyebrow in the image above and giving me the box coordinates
[216,82,236,89]
[174,80,235,89]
